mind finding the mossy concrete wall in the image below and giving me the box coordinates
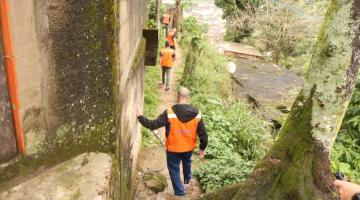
[3,0,116,159]
[2,1,148,199]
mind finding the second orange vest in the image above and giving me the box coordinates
[166,107,201,153]
[160,48,175,67]
[167,31,176,47]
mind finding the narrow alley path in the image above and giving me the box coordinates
[136,45,203,200]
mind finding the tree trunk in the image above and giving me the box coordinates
[156,0,161,28]
[182,37,201,81]
[173,0,181,30]
[201,1,360,200]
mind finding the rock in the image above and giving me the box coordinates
[144,173,168,193]
[232,58,304,124]
[0,152,112,200]
[157,192,191,200]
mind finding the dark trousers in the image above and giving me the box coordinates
[161,66,171,89]
[166,151,192,196]
[163,24,169,36]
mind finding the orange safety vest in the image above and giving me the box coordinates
[162,14,170,25]
[166,107,201,153]
[160,48,175,67]
[167,31,176,47]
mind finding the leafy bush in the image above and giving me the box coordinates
[180,17,272,192]
[147,0,166,28]
[331,80,360,183]
[194,155,255,191]
[180,16,208,47]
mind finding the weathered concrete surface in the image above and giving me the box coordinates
[116,0,147,199]
[0,32,17,163]
[232,58,304,122]
[222,42,263,60]
[8,0,54,139]
[2,2,148,200]
[7,0,118,157]
[0,152,112,200]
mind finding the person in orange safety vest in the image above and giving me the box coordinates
[161,13,171,35]
[160,41,176,91]
[137,87,208,197]
[166,28,177,50]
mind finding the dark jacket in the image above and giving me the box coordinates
[137,104,208,150]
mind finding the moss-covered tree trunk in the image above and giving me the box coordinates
[201,1,360,200]
[183,37,201,81]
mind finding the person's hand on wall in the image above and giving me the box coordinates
[334,180,360,200]
[137,115,144,121]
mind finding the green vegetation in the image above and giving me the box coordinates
[180,17,272,192]
[147,0,166,28]
[215,0,327,73]
[332,80,360,183]
[141,65,161,148]
[215,0,360,184]
[141,4,167,147]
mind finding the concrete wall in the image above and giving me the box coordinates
[8,0,55,155]
[117,0,147,199]
[1,1,148,199]
[4,0,117,158]
[0,33,17,162]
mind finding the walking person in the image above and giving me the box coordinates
[161,12,171,36]
[137,87,208,197]
[167,28,177,50]
[160,41,176,91]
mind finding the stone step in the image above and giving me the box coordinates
[0,152,113,200]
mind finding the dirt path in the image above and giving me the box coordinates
[135,45,203,200]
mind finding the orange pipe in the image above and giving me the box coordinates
[0,0,25,154]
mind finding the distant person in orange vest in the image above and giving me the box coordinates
[161,13,171,36]
[167,28,177,50]
[137,87,208,197]
[160,41,176,91]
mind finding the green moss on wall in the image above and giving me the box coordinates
[49,0,117,131]
[131,38,147,72]
[0,0,121,188]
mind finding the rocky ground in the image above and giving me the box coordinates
[232,58,303,124]
[135,38,203,200]
[0,152,112,200]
